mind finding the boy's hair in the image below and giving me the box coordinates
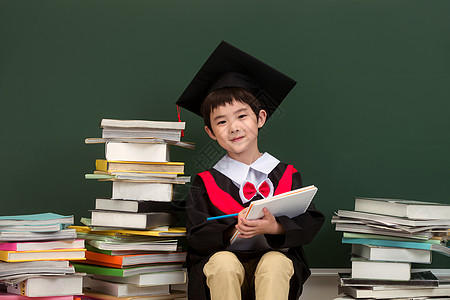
[200,87,262,131]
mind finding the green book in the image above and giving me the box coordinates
[85,174,115,180]
[72,262,182,277]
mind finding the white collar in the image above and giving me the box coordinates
[213,153,280,186]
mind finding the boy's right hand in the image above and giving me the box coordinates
[236,207,285,239]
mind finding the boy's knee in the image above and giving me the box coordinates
[255,251,294,276]
[204,251,244,278]
[254,252,294,300]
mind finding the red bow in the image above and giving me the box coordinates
[241,180,272,201]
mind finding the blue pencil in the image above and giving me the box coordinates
[207,213,239,221]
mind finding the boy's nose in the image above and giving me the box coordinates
[230,124,240,133]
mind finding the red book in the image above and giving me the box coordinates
[85,250,186,267]
[0,240,85,251]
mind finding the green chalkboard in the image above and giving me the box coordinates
[1,0,449,268]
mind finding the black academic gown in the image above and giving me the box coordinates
[185,162,325,300]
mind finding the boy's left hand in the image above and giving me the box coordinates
[236,207,285,239]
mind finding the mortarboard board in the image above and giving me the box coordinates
[175,41,297,120]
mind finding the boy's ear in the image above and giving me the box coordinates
[257,109,267,129]
[204,126,217,140]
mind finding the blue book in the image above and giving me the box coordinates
[0,213,74,226]
[342,237,450,257]
[342,232,443,245]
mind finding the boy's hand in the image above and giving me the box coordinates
[235,207,285,239]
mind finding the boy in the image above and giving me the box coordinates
[176,41,325,300]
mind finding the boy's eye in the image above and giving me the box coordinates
[217,120,226,125]
[238,114,247,119]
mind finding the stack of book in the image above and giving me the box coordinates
[332,197,450,299]
[0,212,85,299]
[74,119,193,300]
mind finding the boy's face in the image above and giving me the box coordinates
[205,100,267,162]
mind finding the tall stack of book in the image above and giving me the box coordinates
[73,119,193,300]
[332,197,450,299]
[0,212,85,299]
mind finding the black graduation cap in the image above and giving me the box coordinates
[175,41,297,119]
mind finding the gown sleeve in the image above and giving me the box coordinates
[185,175,236,256]
[265,170,325,249]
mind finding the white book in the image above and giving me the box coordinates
[90,210,175,231]
[339,285,450,299]
[103,128,181,141]
[0,223,66,233]
[354,197,450,220]
[0,260,74,278]
[230,185,317,244]
[105,142,169,162]
[94,198,180,213]
[87,239,178,252]
[336,209,450,227]
[243,185,317,219]
[334,223,433,240]
[85,277,170,297]
[101,119,185,130]
[351,260,411,281]
[84,290,186,300]
[6,274,83,297]
[87,138,194,150]
[352,244,432,263]
[112,181,173,202]
[0,260,69,271]
[93,270,187,287]
[0,228,77,242]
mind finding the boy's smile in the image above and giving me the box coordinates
[205,100,267,165]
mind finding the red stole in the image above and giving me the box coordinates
[198,165,297,216]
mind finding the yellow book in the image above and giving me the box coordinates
[96,159,184,174]
[70,226,186,237]
[0,248,86,262]
[116,227,187,237]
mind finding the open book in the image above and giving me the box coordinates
[230,185,318,244]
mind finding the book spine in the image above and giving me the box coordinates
[0,243,17,251]
[0,250,10,261]
[95,159,108,171]
[20,281,26,296]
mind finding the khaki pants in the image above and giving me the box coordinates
[203,251,294,300]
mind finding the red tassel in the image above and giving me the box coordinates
[177,105,185,137]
